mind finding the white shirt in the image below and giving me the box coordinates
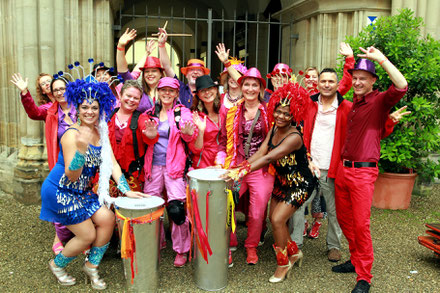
[310,95,338,170]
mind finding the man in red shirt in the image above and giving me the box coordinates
[333,47,408,293]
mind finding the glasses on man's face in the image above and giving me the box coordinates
[40,80,51,87]
[274,110,292,119]
[53,87,66,93]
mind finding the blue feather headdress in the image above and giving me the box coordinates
[54,59,123,122]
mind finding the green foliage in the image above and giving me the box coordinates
[338,9,440,182]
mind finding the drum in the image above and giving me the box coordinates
[187,168,229,291]
[115,196,165,292]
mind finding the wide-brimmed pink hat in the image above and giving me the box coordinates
[157,77,180,90]
[266,63,293,78]
[238,67,266,88]
[181,59,210,75]
[139,57,163,71]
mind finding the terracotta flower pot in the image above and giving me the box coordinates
[372,172,417,210]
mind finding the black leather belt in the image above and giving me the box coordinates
[343,160,377,168]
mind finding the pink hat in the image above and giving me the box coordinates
[220,63,248,85]
[238,67,266,88]
[157,77,180,90]
[139,57,163,71]
[266,63,293,78]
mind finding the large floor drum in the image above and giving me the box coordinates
[187,168,229,291]
[115,196,165,292]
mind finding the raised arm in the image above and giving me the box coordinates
[215,43,242,82]
[358,46,408,89]
[338,42,355,96]
[157,28,175,77]
[11,73,48,120]
[132,39,157,74]
[116,28,137,73]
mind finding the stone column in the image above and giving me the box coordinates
[12,0,49,204]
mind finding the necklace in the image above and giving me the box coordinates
[226,92,241,104]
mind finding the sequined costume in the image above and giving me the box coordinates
[268,127,315,207]
[40,129,102,226]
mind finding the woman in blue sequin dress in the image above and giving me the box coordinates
[40,78,151,290]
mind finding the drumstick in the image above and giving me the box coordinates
[151,33,193,37]
[163,21,168,30]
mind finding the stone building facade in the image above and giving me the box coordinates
[0,0,438,203]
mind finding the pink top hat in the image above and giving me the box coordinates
[238,67,267,88]
[157,77,180,90]
[266,63,293,78]
[139,56,163,71]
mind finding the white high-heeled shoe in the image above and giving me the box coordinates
[290,250,304,267]
[269,261,293,283]
[48,260,76,286]
[82,263,107,290]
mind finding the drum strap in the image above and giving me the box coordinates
[244,109,260,158]
[115,207,165,284]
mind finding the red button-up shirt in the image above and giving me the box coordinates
[341,84,407,162]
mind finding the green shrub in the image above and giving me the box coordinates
[338,8,440,182]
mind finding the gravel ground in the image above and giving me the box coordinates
[1,186,440,293]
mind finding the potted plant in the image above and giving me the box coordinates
[338,9,440,209]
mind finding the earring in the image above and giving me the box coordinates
[77,116,81,126]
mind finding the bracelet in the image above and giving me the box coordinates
[158,43,165,48]
[116,46,125,51]
[224,61,232,68]
[117,174,130,195]
[68,150,86,171]
[379,58,388,65]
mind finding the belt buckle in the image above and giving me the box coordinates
[343,159,353,168]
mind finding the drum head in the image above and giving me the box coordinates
[187,168,227,181]
[114,196,165,210]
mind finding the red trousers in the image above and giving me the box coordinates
[335,163,378,283]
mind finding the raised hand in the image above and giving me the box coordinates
[389,105,411,123]
[118,28,137,48]
[180,121,195,136]
[125,191,152,198]
[192,112,207,133]
[215,43,230,64]
[339,42,354,57]
[358,46,385,63]
[157,28,168,46]
[143,119,158,139]
[10,73,29,94]
[146,39,157,56]
[76,125,95,153]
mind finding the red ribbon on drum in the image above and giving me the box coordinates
[187,187,213,263]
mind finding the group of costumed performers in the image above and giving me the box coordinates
[38,65,151,290]
[11,23,413,292]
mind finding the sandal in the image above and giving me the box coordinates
[52,242,64,255]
